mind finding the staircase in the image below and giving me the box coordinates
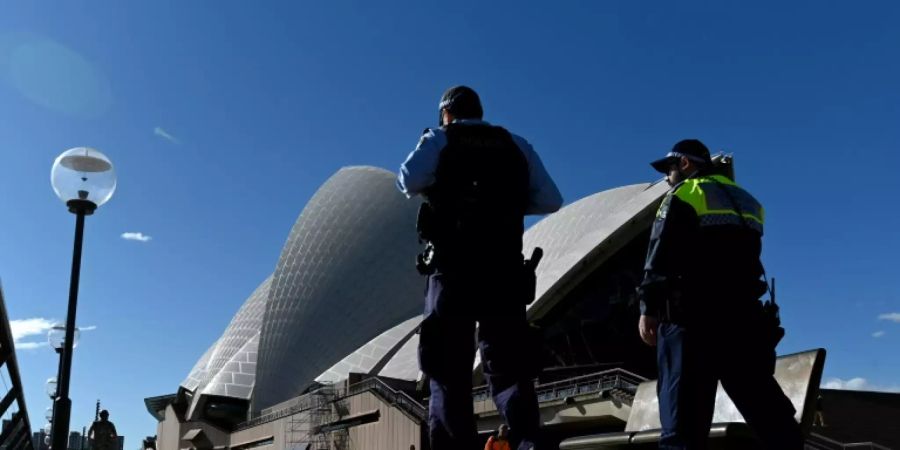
[605,387,635,405]
[345,377,428,422]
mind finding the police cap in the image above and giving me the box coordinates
[650,139,712,174]
[438,86,483,121]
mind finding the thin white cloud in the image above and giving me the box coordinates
[121,232,152,242]
[17,342,48,350]
[153,126,180,144]
[10,318,54,351]
[10,318,54,341]
[9,318,98,351]
[872,330,886,338]
[878,312,900,323]
[823,377,900,392]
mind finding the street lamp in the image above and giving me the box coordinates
[49,147,116,450]
[45,378,58,399]
[48,324,80,353]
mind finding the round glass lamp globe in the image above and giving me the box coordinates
[42,423,52,435]
[45,377,58,398]
[50,147,116,207]
[47,324,79,350]
[44,436,51,446]
[45,406,54,422]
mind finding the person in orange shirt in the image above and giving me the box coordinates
[484,424,511,450]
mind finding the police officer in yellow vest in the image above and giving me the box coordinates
[638,139,803,449]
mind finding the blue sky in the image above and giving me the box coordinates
[1,0,898,446]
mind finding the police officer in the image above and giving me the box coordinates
[397,86,562,450]
[637,139,803,449]
[88,410,118,450]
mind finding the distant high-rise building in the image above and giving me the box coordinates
[116,436,125,450]
[31,430,50,450]
[68,431,83,450]
[32,432,43,450]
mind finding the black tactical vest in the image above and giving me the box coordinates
[424,123,529,264]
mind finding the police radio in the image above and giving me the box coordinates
[762,277,785,348]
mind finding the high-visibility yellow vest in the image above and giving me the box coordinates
[668,175,765,234]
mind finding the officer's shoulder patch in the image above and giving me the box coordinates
[656,193,674,220]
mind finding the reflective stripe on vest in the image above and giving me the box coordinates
[673,175,765,234]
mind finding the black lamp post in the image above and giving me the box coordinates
[49,147,115,450]
[47,324,79,446]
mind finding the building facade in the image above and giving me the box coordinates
[144,164,676,450]
[146,162,887,449]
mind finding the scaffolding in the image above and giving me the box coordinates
[284,385,349,450]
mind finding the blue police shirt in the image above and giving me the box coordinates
[396,119,564,215]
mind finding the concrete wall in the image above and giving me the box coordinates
[157,406,181,450]
[230,391,422,450]
[157,387,423,450]
[181,420,230,450]
[346,391,420,450]
[228,421,275,449]
[155,405,232,450]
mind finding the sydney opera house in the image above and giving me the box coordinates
[144,165,897,450]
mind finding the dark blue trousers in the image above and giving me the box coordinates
[656,311,803,450]
[419,269,541,450]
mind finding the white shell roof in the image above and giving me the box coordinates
[377,332,421,381]
[182,343,216,393]
[315,315,421,383]
[180,275,271,413]
[200,334,259,399]
[253,166,424,412]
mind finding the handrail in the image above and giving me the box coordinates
[343,378,427,422]
[536,368,644,391]
[0,286,34,450]
[238,369,647,432]
[237,378,430,431]
[236,386,336,431]
[472,368,646,404]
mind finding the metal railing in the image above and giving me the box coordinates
[344,378,427,422]
[472,368,645,405]
[237,377,429,432]
[0,287,34,450]
[236,387,336,431]
[238,368,647,432]
[806,432,892,450]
